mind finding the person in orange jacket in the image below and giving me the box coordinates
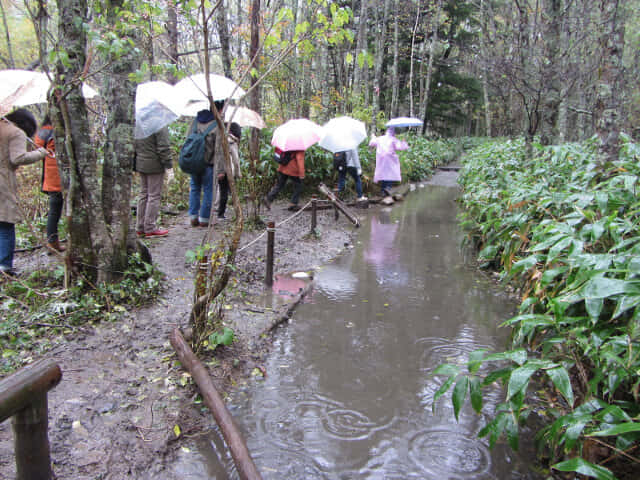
[263,150,305,211]
[34,116,65,252]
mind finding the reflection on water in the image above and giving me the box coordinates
[172,181,541,479]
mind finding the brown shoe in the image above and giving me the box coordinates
[46,240,66,252]
[287,203,300,211]
[190,218,199,227]
[199,222,209,227]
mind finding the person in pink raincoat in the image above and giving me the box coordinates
[369,127,408,197]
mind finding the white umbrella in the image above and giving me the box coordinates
[225,105,265,129]
[386,116,423,128]
[134,81,185,139]
[0,69,98,113]
[318,116,367,153]
[173,73,245,104]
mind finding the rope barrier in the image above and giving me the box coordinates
[237,199,313,253]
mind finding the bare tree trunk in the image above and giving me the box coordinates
[248,0,261,220]
[235,0,243,58]
[100,0,139,282]
[0,1,15,68]
[216,0,233,78]
[352,0,368,100]
[479,0,491,136]
[421,0,442,134]
[54,0,103,283]
[408,1,421,117]
[595,0,625,166]
[372,0,390,124]
[166,1,179,84]
[390,0,400,117]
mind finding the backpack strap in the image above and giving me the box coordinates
[203,121,217,136]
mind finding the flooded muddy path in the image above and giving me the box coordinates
[171,171,542,479]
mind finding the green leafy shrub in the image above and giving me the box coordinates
[435,136,640,480]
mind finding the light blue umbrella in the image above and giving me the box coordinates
[386,117,423,128]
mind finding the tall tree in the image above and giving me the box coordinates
[595,0,625,166]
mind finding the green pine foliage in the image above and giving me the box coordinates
[435,136,640,480]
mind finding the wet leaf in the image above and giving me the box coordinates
[552,458,616,480]
[546,366,574,407]
[173,424,181,438]
[588,422,640,437]
[470,377,483,413]
[452,377,468,421]
[432,375,456,413]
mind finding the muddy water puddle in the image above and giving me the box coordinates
[171,175,542,479]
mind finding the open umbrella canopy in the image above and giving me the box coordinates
[134,81,185,139]
[0,69,98,115]
[173,73,245,104]
[318,116,367,153]
[386,116,423,128]
[225,106,265,129]
[271,118,324,151]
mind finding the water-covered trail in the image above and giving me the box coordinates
[170,170,542,479]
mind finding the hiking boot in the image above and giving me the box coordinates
[262,196,271,211]
[190,218,199,227]
[0,266,16,277]
[199,222,209,227]
[46,240,66,252]
[287,203,300,211]
[145,229,169,237]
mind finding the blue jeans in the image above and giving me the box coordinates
[338,166,363,197]
[188,165,214,223]
[0,221,15,270]
[380,180,394,195]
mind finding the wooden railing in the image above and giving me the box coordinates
[0,359,62,480]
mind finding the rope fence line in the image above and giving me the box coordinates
[237,199,313,253]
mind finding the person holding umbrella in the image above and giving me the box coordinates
[336,149,366,201]
[369,126,408,197]
[134,126,172,237]
[264,118,323,211]
[263,149,305,211]
[0,109,47,275]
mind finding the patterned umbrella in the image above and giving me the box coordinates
[271,118,324,151]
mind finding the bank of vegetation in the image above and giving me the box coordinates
[434,137,640,480]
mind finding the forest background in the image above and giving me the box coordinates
[2,1,640,480]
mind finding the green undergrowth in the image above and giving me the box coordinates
[0,253,163,375]
[434,136,640,480]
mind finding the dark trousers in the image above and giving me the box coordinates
[217,174,229,218]
[47,191,63,243]
[267,172,303,205]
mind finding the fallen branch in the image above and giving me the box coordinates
[169,328,262,480]
[318,183,360,227]
[261,281,314,335]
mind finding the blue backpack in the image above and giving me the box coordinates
[179,120,217,175]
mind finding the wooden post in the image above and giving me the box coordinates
[265,221,275,286]
[0,360,62,480]
[311,195,317,234]
[13,394,51,480]
[170,329,263,480]
[318,183,360,227]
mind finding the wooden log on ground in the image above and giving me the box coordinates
[170,329,262,480]
[318,183,360,227]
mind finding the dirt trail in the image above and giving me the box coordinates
[0,198,357,479]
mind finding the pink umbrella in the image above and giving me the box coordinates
[271,118,324,151]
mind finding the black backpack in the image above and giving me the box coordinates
[179,120,217,175]
[274,147,293,166]
[333,151,347,172]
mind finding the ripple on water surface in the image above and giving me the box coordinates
[409,429,492,478]
[313,265,358,301]
[416,336,492,374]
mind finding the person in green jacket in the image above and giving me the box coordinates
[134,126,173,237]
